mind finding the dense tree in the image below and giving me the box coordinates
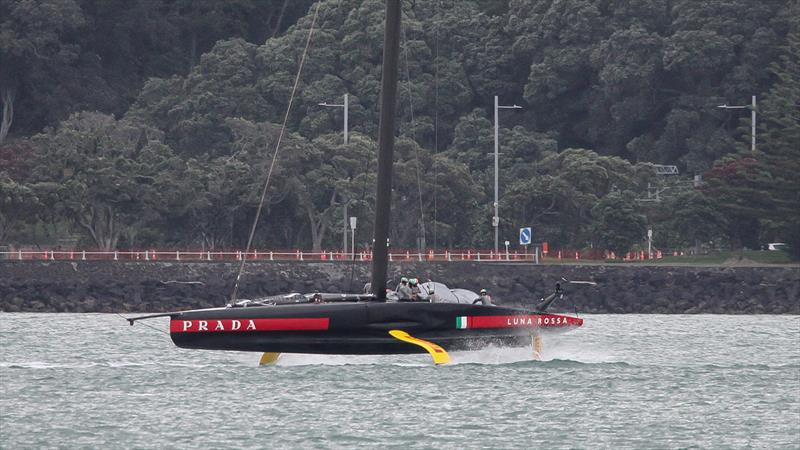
[0,171,38,243]
[703,156,768,249]
[29,112,179,249]
[0,0,314,142]
[502,149,647,249]
[0,0,90,142]
[1,0,796,258]
[747,29,799,255]
[663,190,727,252]
[591,190,648,255]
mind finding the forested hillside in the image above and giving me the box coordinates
[1,0,798,258]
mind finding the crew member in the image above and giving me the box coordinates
[396,277,408,292]
[409,278,422,301]
[473,288,493,305]
[408,278,430,302]
[397,277,412,301]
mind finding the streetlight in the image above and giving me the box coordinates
[319,94,350,255]
[717,95,756,153]
[493,95,522,253]
[318,93,349,144]
[349,216,357,261]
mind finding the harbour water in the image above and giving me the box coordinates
[1,313,798,448]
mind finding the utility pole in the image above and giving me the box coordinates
[350,216,357,260]
[318,93,349,144]
[717,95,756,153]
[342,202,347,256]
[319,94,350,256]
[493,95,522,253]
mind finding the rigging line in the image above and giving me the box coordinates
[231,2,322,304]
[432,0,440,249]
[401,9,433,287]
[401,16,427,251]
[347,127,379,293]
[349,145,375,293]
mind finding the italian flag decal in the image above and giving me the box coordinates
[456,316,469,329]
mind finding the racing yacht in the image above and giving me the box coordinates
[129,0,583,365]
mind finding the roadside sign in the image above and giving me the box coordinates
[519,227,532,245]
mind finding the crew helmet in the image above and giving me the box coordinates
[480,289,487,294]
[401,277,408,283]
[409,278,418,286]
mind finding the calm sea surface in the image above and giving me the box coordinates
[1,313,798,449]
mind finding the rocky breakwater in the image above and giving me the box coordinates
[0,261,798,314]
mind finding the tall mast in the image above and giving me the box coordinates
[370,0,401,300]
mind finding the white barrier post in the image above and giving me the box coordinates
[50,250,55,261]
[270,251,273,261]
[18,250,22,260]
[145,250,149,261]
[207,251,211,261]
[113,251,118,261]
[176,251,180,261]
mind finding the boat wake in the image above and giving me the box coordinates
[250,341,621,367]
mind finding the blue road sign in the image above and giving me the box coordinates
[519,227,532,245]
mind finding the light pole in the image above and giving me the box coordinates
[320,94,350,254]
[493,95,522,253]
[349,216,357,261]
[717,95,756,153]
[319,93,349,145]
[342,202,348,256]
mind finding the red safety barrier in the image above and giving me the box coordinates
[1,246,665,263]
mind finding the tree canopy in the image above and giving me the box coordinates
[1,0,797,258]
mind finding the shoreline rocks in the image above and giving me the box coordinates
[0,261,798,314]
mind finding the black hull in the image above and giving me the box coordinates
[169,302,582,354]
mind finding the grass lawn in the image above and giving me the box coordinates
[537,250,795,266]
[633,250,794,265]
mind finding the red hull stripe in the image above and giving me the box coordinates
[458,315,582,329]
[170,318,330,333]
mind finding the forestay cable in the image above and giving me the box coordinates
[230,3,322,303]
[400,15,427,250]
[432,0,441,249]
